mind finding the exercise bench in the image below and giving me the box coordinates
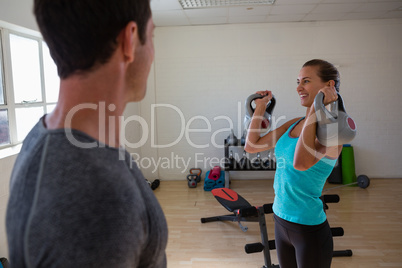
[201,188,352,268]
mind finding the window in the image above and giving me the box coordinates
[0,35,4,105]
[10,34,43,104]
[0,109,10,146]
[0,33,10,146]
[0,22,59,149]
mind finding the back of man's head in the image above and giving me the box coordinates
[34,0,151,79]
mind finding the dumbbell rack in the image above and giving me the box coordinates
[223,138,276,187]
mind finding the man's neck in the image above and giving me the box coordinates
[45,62,127,148]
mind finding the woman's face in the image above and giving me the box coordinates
[296,65,328,107]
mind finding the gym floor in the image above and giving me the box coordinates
[154,178,402,268]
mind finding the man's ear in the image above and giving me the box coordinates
[121,21,138,63]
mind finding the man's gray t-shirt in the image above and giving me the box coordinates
[6,117,168,267]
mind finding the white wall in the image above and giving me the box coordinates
[0,154,17,257]
[137,18,402,180]
[0,0,38,31]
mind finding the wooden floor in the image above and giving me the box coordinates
[154,178,402,268]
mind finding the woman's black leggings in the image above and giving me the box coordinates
[274,214,333,268]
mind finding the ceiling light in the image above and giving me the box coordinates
[179,0,276,9]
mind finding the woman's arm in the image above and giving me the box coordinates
[245,119,300,154]
[244,91,300,153]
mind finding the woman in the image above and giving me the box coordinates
[245,59,343,268]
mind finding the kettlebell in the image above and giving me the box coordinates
[189,168,202,183]
[244,94,276,136]
[187,174,198,188]
[314,92,356,147]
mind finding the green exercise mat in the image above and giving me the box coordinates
[341,145,356,185]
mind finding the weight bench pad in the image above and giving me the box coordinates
[211,188,253,212]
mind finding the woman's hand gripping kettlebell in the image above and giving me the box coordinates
[254,90,273,108]
[318,80,338,106]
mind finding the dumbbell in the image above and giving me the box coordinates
[240,129,247,146]
[226,129,238,145]
[226,150,236,170]
[250,153,262,170]
[239,151,251,170]
[150,179,160,190]
[146,179,160,190]
[323,175,370,192]
[261,150,275,170]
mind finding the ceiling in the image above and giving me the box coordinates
[151,0,402,27]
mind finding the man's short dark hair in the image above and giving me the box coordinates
[34,0,151,79]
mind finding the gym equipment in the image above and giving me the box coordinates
[324,175,370,192]
[146,179,160,190]
[204,170,225,191]
[244,94,276,137]
[251,153,263,169]
[187,174,198,188]
[314,92,356,147]
[327,155,342,184]
[341,144,356,184]
[151,179,160,190]
[190,168,202,183]
[208,166,221,180]
[226,150,237,170]
[201,188,351,268]
[260,151,274,170]
[0,258,9,268]
[188,168,203,188]
[261,158,272,170]
[265,151,276,170]
[240,129,247,146]
[226,129,238,145]
[356,175,370,188]
[239,151,251,170]
[224,149,276,171]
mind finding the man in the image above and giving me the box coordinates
[6,0,168,267]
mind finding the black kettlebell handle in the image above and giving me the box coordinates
[246,94,276,116]
[314,92,347,124]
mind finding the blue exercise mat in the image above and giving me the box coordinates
[204,170,225,191]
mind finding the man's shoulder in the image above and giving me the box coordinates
[17,126,134,185]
